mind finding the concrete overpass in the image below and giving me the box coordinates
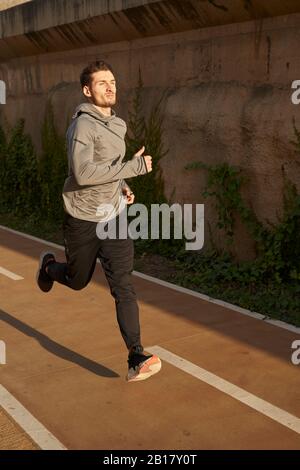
[0,1,300,60]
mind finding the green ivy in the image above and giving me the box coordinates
[0,105,67,223]
[124,68,186,257]
[0,119,41,216]
[39,101,68,221]
[124,67,167,207]
[185,125,300,285]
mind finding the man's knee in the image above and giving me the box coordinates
[68,277,89,291]
[110,283,137,301]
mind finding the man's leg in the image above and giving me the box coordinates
[97,214,161,381]
[42,213,100,291]
[98,235,141,350]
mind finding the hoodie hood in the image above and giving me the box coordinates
[72,102,116,123]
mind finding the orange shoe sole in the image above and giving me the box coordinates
[126,355,162,382]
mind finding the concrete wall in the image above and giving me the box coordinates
[0,0,300,259]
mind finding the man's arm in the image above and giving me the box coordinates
[69,119,148,186]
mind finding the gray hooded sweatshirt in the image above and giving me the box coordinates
[62,102,148,222]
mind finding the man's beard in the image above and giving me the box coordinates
[90,95,116,107]
[103,95,116,106]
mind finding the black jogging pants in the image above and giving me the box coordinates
[47,210,141,351]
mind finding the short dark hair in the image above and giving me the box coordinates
[80,60,114,88]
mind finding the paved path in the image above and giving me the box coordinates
[0,227,299,450]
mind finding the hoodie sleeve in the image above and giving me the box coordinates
[69,118,148,186]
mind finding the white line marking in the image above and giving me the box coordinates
[147,346,300,435]
[0,266,24,281]
[133,271,300,334]
[0,224,299,334]
[0,385,67,450]
[264,318,300,333]
[0,225,64,251]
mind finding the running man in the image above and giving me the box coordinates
[36,60,161,382]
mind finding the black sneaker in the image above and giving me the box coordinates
[126,345,162,382]
[36,251,56,292]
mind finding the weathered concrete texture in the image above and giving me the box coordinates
[0,2,300,259]
[0,0,300,59]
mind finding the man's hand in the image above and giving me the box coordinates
[134,145,152,172]
[122,187,135,204]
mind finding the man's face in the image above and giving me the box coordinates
[83,69,116,107]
